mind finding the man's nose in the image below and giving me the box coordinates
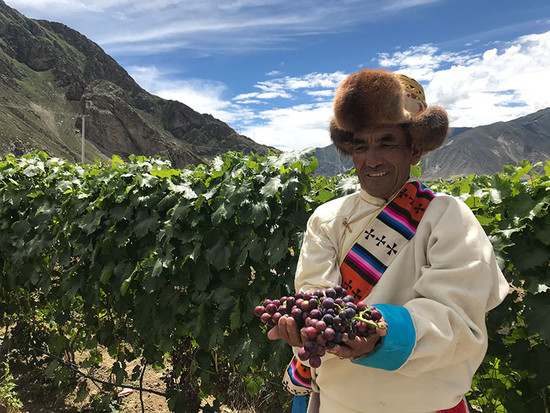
[363,150,383,168]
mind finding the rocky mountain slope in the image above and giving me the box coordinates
[315,109,550,180]
[0,1,270,166]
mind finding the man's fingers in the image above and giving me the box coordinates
[282,316,302,346]
[266,325,280,341]
[270,316,302,347]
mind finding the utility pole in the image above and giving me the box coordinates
[81,114,85,163]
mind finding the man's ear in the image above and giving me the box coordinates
[410,144,422,165]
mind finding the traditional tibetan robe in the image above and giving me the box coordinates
[288,181,508,413]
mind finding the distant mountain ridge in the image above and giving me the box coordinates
[0,1,270,166]
[315,108,550,180]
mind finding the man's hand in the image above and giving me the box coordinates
[267,315,303,347]
[327,320,388,359]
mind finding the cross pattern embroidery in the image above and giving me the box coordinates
[351,288,362,299]
[342,279,353,291]
[414,203,426,214]
[375,235,386,246]
[386,242,398,256]
[365,228,376,240]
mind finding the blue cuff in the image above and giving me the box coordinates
[291,395,307,413]
[351,304,416,371]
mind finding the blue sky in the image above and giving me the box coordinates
[5,0,550,151]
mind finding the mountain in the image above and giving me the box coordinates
[420,108,550,180]
[0,1,270,166]
[315,109,550,180]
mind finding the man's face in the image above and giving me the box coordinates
[352,126,422,200]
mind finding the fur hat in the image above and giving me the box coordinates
[330,69,449,155]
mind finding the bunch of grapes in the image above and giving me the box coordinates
[254,285,385,368]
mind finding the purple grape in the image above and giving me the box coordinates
[315,320,327,332]
[355,321,367,334]
[345,308,356,318]
[317,345,326,357]
[303,326,317,340]
[322,297,335,309]
[298,347,310,361]
[272,312,282,324]
[316,333,327,346]
[304,340,315,351]
[291,307,302,320]
[309,356,322,368]
[322,314,334,325]
[256,288,387,369]
[325,287,336,298]
[324,327,335,341]
[310,309,321,319]
[371,309,382,321]
[254,306,265,317]
[343,295,355,303]
[266,303,277,315]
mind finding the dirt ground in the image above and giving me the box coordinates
[10,352,238,413]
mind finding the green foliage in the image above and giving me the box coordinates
[0,362,23,413]
[0,149,326,412]
[0,152,548,412]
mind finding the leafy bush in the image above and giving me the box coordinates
[0,151,548,412]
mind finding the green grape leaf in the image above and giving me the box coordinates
[523,291,550,344]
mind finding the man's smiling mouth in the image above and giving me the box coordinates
[367,172,389,177]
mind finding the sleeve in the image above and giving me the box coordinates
[294,210,342,293]
[353,197,509,375]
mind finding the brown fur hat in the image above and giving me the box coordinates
[330,69,449,155]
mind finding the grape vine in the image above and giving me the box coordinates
[0,151,548,412]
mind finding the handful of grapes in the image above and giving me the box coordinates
[254,285,386,368]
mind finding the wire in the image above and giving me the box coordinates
[30,345,167,398]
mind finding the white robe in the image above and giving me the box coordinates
[294,187,509,413]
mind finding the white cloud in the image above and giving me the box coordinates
[241,103,334,151]
[307,90,335,97]
[5,0,444,55]
[127,65,251,124]
[257,72,347,93]
[127,27,550,153]
[377,30,550,127]
[126,65,339,150]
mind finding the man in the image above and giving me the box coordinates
[268,69,509,413]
